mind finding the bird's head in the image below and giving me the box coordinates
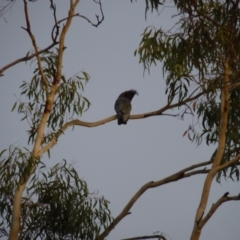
[119,89,138,101]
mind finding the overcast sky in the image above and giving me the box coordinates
[0,1,239,240]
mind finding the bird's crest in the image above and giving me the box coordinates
[118,89,138,101]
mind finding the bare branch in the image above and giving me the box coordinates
[0,1,61,77]
[132,90,206,120]
[121,234,168,240]
[216,154,240,171]
[51,13,79,44]
[38,115,116,155]
[38,90,207,156]
[49,0,59,43]
[184,169,210,177]
[77,0,104,27]
[199,192,240,228]
[51,0,104,43]
[0,0,16,20]
[53,0,79,87]
[0,42,58,77]
[22,0,49,95]
[97,160,211,240]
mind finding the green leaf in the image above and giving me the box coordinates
[47,149,50,159]
[20,115,27,121]
[11,102,17,112]
[0,149,6,158]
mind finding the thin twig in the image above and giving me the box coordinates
[0,0,16,20]
[77,0,104,27]
[0,42,58,77]
[49,0,59,43]
[194,8,234,33]
[96,161,211,240]
[51,13,79,43]
[51,0,104,40]
[22,0,49,96]
[199,192,240,228]
[216,154,240,171]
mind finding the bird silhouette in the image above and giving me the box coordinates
[114,89,138,125]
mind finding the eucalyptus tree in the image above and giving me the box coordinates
[1,0,240,240]
[0,1,112,240]
[135,0,240,239]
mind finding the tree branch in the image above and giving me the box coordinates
[96,160,211,240]
[216,154,240,171]
[50,0,59,43]
[121,234,167,240]
[0,0,62,77]
[194,8,233,33]
[38,90,206,156]
[8,1,81,239]
[132,90,206,119]
[0,0,16,20]
[51,13,79,44]
[51,0,104,41]
[54,0,79,85]
[22,0,49,95]
[213,61,230,167]
[199,192,240,228]
[191,60,231,240]
[0,42,58,77]
[2,0,81,155]
[77,0,104,27]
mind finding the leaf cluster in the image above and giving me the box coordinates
[130,0,165,19]
[135,0,240,181]
[11,50,91,146]
[0,148,113,240]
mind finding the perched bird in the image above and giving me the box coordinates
[114,89,138,125]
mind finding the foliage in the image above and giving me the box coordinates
[0,147,113,239]
[0,1,115,239]
[131,0,165,18]
[1,1,240,240]
[11,50,90,146]
[135,0,240,181]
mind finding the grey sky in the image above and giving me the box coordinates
[0,1,239,239]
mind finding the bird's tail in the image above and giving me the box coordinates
[117,112,127,125]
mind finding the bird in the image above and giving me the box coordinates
[114,89,138,125]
